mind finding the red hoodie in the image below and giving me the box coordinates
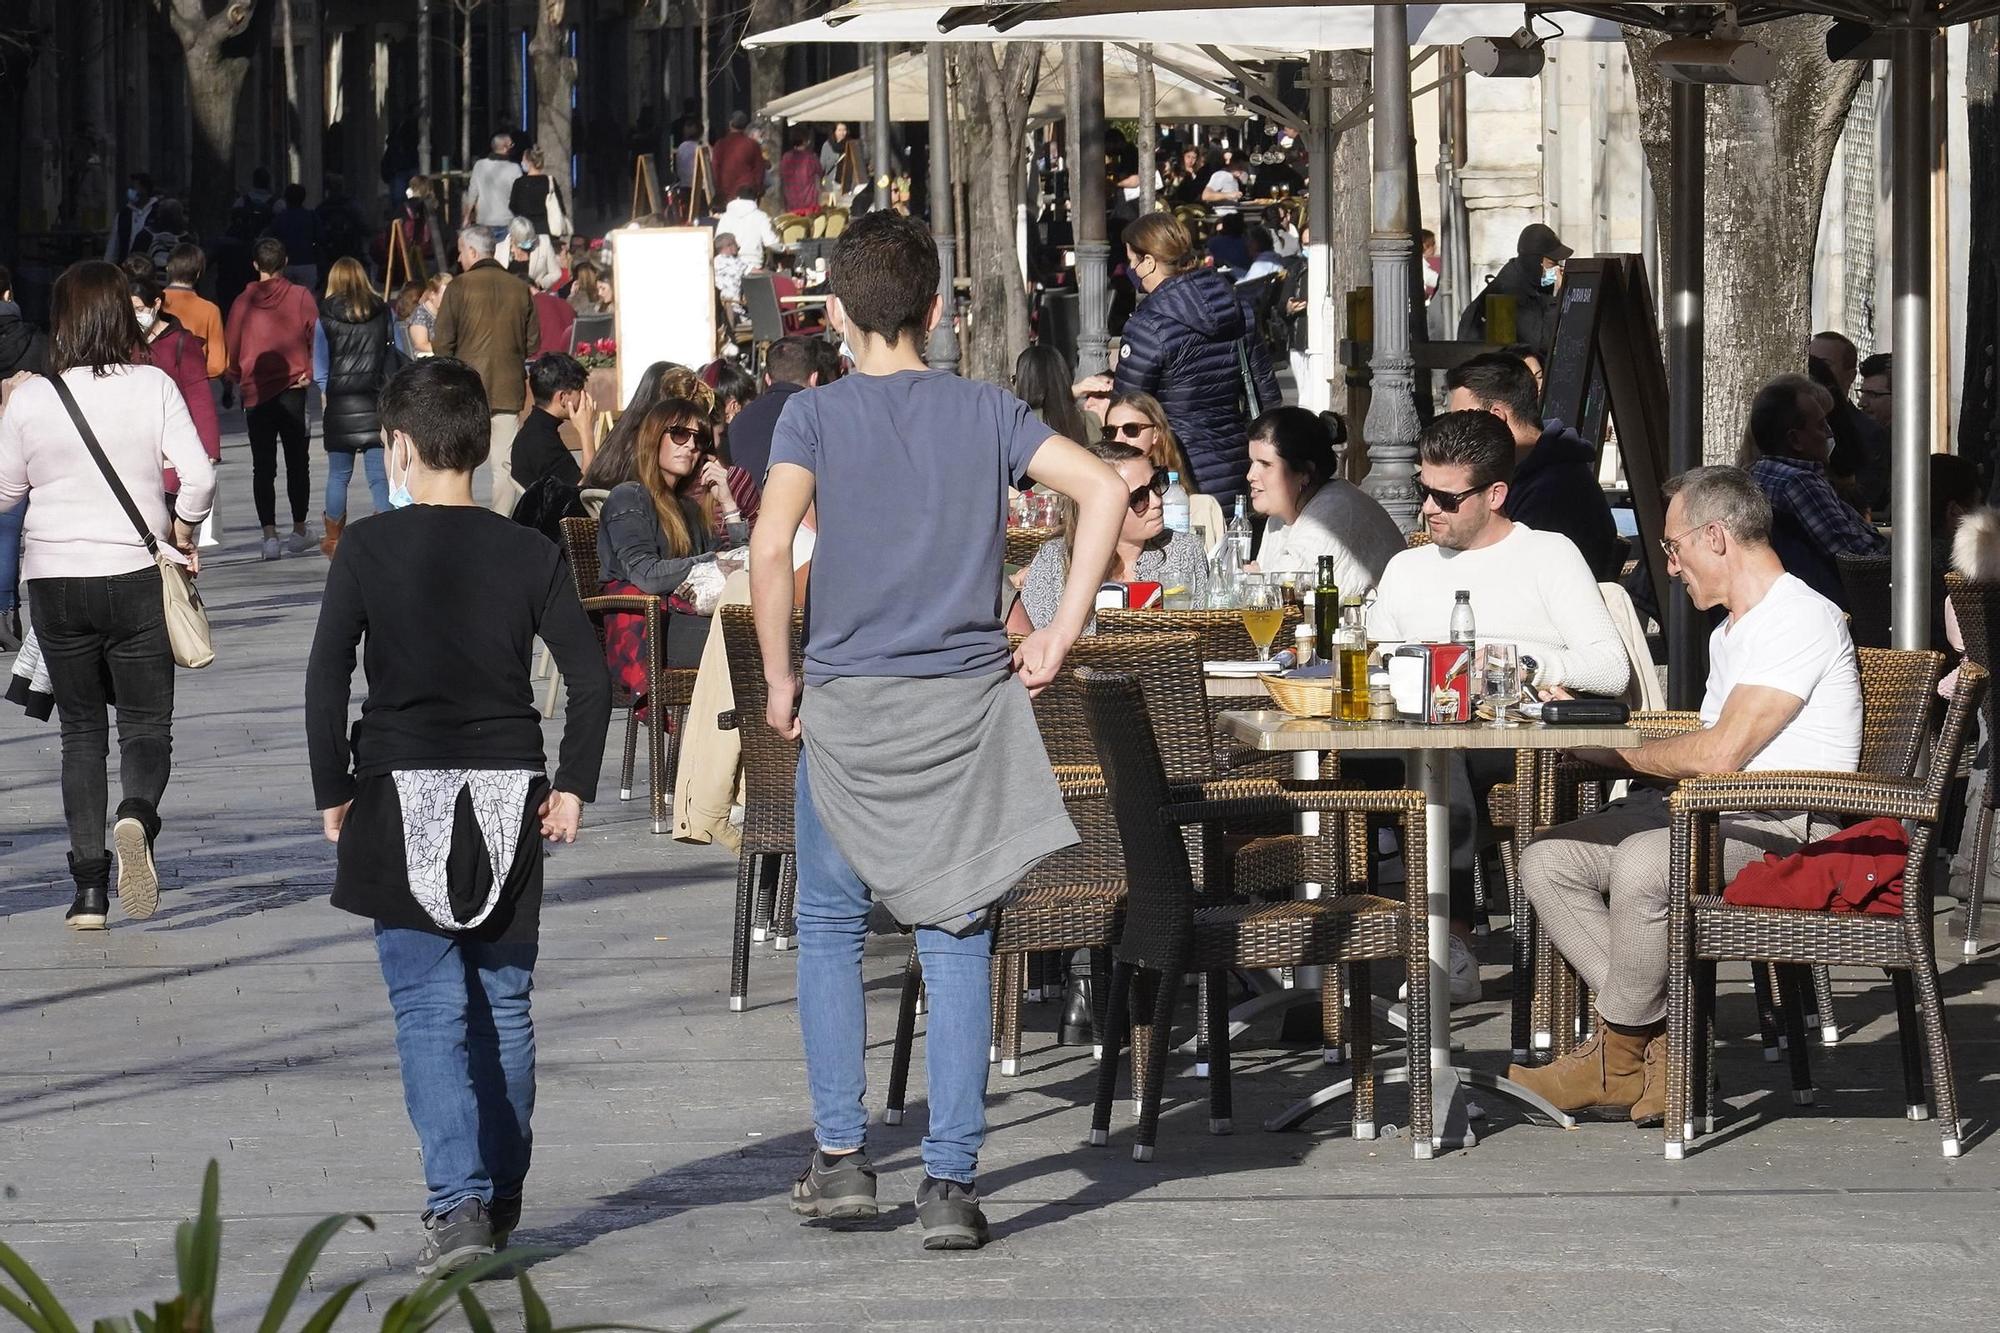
[225,275,318,409]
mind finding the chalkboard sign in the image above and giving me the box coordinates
[1541,264,1606,433]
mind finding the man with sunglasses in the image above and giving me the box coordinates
[1366,411,1630,1001]
[1509,465,1860,1124]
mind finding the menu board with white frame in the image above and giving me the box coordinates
[608,226,718,407]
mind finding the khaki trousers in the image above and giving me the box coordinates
[671,571,749,850]
[1520,788,1809,1027]
[487,411,522,515]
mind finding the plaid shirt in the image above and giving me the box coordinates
[1749,455,1887,559]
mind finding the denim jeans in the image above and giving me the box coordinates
[374,926,539,1217]
[325,448,390,521]
[27,569,174,862]
[794,757,993,1183]
[0,497,23,614]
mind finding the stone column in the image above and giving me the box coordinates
[1361,6,1421,530]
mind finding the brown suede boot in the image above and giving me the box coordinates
[1505,1023,1658,1118]
[1631,1034,1668,1126]
[320,515,344,560]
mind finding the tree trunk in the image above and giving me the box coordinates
[698,0,711,144]
[157,0,259,240]
[1961,18,2000,481]
[961,45,1039,384]
[459,1,475,171]
[1326,50,1371,417]
[278,0,299,182]
[417,0,433,174]
[747,0,797,118]
[1627,18,1864,460]
[529,0,573,186]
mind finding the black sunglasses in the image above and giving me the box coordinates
[663,424,713,448]
[1415,479,1493,514]
[1100,421,1153,441]
[1127,469,1169,513]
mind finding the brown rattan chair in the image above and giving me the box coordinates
[1005,526,1060,568]
[1944,571,2000,956]
[1096,607,1303,774]
[716,605,802,1012]
[558,517,699,833]
[1078,667,1431,1160]
[1405,529,1432,549]
[1665,662,1986,1159]
[1837,553,1893,649]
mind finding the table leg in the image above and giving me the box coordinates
[1416,749,1473,1155]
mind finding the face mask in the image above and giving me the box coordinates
[1539,266,1558,291]
[126,187,141,205]
[134,308,157,332]
[388,440,416,509]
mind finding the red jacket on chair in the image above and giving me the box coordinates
[1722,818,1909,916]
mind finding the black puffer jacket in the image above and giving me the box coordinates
[320,298,391,454]
[1114,267,1280,505]
[0,302,48,378]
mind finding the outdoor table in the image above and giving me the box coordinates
[1218,707,1644,1157]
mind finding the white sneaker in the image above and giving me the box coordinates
[260,535,281,561]
[1448,934,1482,1004]
[285,527,316,555]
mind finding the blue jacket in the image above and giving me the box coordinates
[1114,268,1280,505]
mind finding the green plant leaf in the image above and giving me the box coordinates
[0,1239,82,1333]
[519,1274,552,1333]
[380,1250,536,1333]
[0,1284,57,1333]
[186,1162,222,1331]
[456,1288,500,1333]
[294,1280,365,1333]
[253,1214,374,1333]
[89,1318,134,1333]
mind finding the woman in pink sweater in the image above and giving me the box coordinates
[0,261,215,929]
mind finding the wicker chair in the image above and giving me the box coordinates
[1078,668,1432,1160]
[1096,607,1303,773]
[1405,529,1432,549]
[1837,553,1893,649]
[1945,572,2000,956]
[1665,663,1986,1159]
[558,517,699,833]
[716,605,802,1012]
[1006,526,1060,568]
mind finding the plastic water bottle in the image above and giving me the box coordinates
[1450,589,1476,647]
[1162,471,1190,534]
[1227,496,1253,567]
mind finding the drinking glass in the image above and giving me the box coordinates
[1480,641,1521,726]
[1238,578,1284,660]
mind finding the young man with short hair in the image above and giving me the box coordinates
[750,212,1127,1251]
[1857,351,1893,432]
[160,244,227,381]
[510,352,590,496]
[226,237,320,560]
[725,335,819,484]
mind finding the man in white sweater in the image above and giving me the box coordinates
[1365,410,1630,1001]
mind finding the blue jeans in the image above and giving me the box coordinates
[325,448,390,522]
[374,926,539,1217]
[0,497,24,613]
[794,757,993,1183]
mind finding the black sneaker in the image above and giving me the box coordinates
[789,1149,880,1221]
[490,1195,522,1248]
[112,802,159,921]
[915,1175,989,1251]
[66,854,110,931]
[416,1198,494,1277]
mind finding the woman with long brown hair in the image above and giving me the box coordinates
[596,394,749,681]
[313,256,394,556]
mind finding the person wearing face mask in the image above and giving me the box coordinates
[104,174,159,265]
[1111,212,1281,509]
[1744,372,1886,612]
[130,273,222,509]
[306,356,612,1275]
[1456,222,1570,363]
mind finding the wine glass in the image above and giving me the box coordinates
[1238,578,1283,661]
[1480,641,1521,726]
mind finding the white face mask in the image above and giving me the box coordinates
[134,307,157,332]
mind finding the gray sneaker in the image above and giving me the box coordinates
[915,1176,989,1252]
[789,1149,879,1221]
[416,1198,494,1277]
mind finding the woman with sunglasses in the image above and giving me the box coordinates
[1006,438,1207,633]
[1244,405,1401,598]
[597,395,748,679]
[1101,391,1225,554]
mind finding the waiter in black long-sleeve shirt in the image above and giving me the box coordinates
[304,357,610,1276]
[508,353,589,503]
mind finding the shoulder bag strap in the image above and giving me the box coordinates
[43,372,163,560]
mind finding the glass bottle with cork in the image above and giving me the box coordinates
[1314,556,1341,680]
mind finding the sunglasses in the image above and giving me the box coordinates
[663,425,712,448]
[1414,480,1493,514]
[1100,421,1153,441]
[1128,469,1169,513]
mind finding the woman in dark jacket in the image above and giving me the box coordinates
[597,394,749,680]
[313,257,394,557]
[1113,212,1279,508]
[129,273,222,506]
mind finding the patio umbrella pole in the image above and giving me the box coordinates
[1138,45,1157,214]
[1305,50,1334,415]
[1361,4,1422,531]
[1890,15,1932,650]
[1076,42,1111,375]
[1665,73,1706,708]
[873,43,893,212]
[929,43,961,373]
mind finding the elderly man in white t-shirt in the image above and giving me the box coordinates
[1509,465,1862,1125]
[1364,410,1630,1003]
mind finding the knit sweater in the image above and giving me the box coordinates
[0,366,216,580]
[1365,522,1631,697]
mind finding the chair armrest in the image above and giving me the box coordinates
[1052,765,1108,802]
[1630,709,1703,739]
[1668,771,1937,823]
[1163,778,1423,828]
[579,593,659,615]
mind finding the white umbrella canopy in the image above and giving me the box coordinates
[760,43,1249,124]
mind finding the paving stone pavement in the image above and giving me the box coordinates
[6,422,2000,1331]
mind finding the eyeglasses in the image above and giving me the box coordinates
[1128,470,1169,513]
[1414,480,1493,514]
[1100,421,1153,441]
[663,425,712,448]
[1658,521,1716,561]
